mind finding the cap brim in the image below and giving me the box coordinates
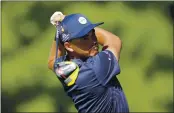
[72,22,104,39]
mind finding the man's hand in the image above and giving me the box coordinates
[50,11,66,26]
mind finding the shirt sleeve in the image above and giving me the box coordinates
[92,50,121,86]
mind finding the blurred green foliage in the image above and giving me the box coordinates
[2,1,173,112]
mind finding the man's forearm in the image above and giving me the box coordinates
[48,40,66,70]
[95,27,122,60]
[95,27,121,46]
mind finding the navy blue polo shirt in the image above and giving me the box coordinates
[54,50,129,113]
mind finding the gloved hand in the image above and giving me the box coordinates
[50,11,66,57]
[50,11,65,41]
[50,11,65,26]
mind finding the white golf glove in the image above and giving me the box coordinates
[50,11,65,26]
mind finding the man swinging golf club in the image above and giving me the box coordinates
[48,11,129,113]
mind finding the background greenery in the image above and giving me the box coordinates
[1,1,173,112]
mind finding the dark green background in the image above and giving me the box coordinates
[1,1,173,112]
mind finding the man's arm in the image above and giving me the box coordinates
[48,11,66,70]
[95,27,122,61]
[93,27,122,85]
[48,40,66,70]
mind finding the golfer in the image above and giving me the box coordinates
[48,11,129,113]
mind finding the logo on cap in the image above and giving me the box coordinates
[62,33,70,42]
[78,17,87,24]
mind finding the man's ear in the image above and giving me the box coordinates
[64,42,74,52]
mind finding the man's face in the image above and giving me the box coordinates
[69,29,99,57]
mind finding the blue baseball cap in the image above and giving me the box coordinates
[59,13,104,42]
